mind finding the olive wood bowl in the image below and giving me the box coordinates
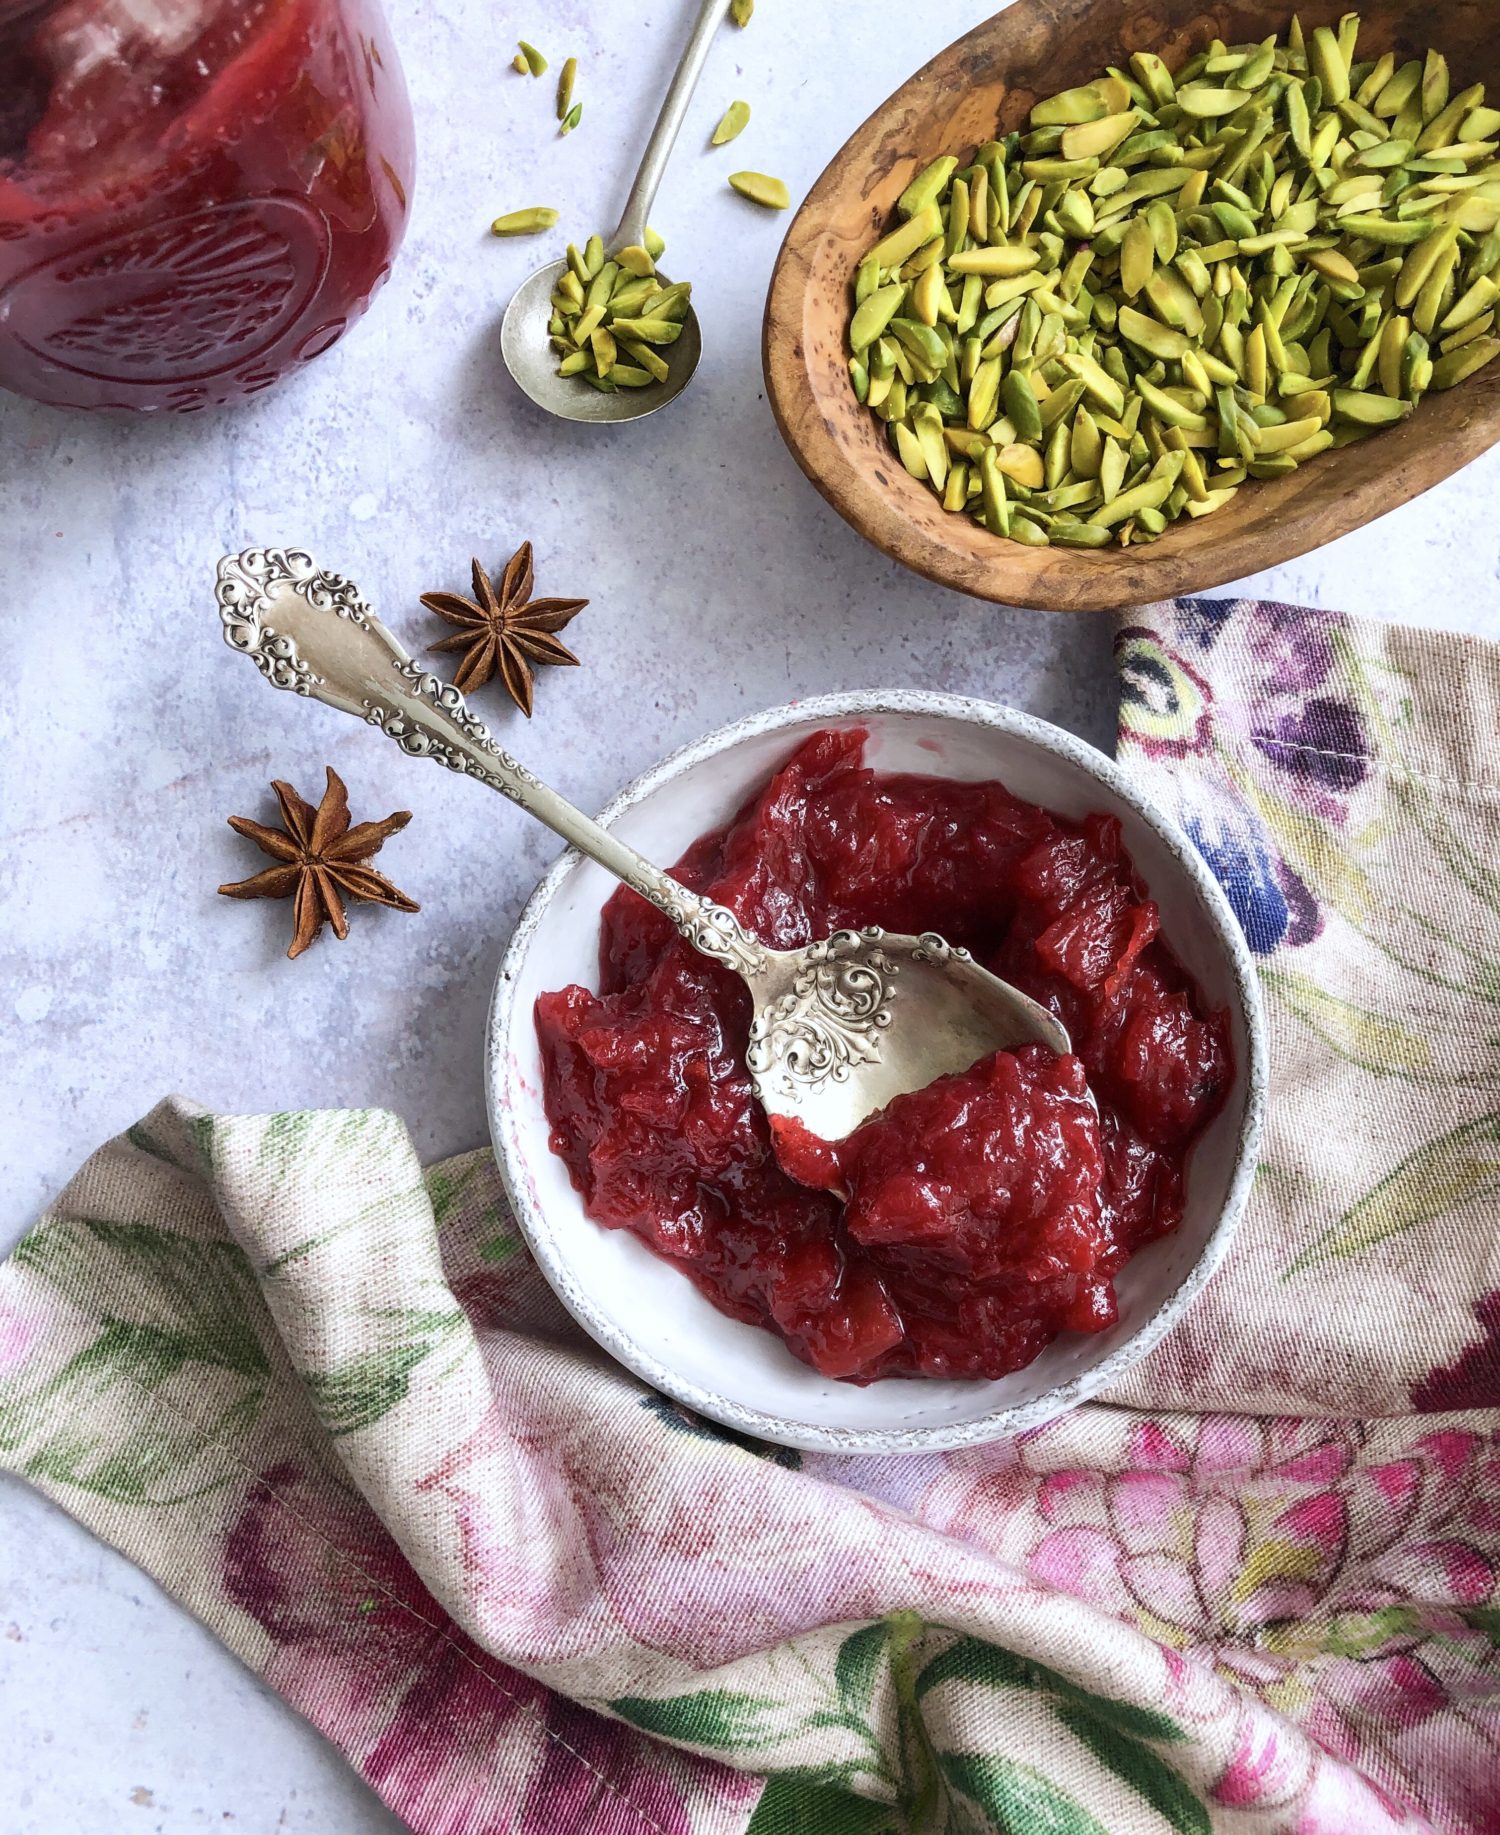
[763,0,1500,612]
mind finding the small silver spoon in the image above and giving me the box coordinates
[215,550,1072,1144]
[500,0,727,423]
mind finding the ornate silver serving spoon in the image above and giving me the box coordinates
[216,549,1071,1145]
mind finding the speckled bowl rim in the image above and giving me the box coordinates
[485,690,1267,1455]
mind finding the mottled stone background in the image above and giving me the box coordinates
[2,0,1497,1827]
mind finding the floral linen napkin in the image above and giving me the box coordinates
[3,596,1498,1835]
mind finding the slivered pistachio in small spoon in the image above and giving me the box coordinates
[216,549,1072,1151]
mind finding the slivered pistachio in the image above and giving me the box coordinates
[712,100,751,146]
[610,315,683,344]
[1338,213,1436,244]
[491,207,560,236]
[899,157,960,219]
[557,57,577,120]
[1333,389,1413,424]
[1003,370,1044,443]
[851,285,905,352]
[730,0,752,23]
[1177,86,1251,118]
[1120,217,1155,296]
[1433,336,1500,387]
[1062,111,1139,162]
[1032,81,1114,127]
[948,246,1043,278]
[867,205,942,271]
[1118,306,1193,360]
[729,171,789,209]
[560,102,582,136]
[517,40,547,77]
[843,13,1500,551]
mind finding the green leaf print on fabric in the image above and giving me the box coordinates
[1287,1112,1500,1272]
[888,1611,943,1832]
[1052,1701,1211,1835]
[477,1214,522,1264]
[1463,1606,1500,1649]
[1222,753,1380,924]
[13,1219,268,1378]
[835,1620,893,1722]
[609,1688,783,1749]
[124,1123,190,1170]
[938,1755,1111,1835]
[259,1184,435,1276]
[915,1635,1185,1744]
[254,1108,392,1182]
[1262,970,1437,1078]
[13,1329,262,1503]
[304,1307,468,1436]
[425,1157,485,1228]
[256,1111,323,1177]
[1,1220,270,1504]
[747,1777,904,1835]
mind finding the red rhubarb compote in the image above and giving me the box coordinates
[536,729,1231,1383]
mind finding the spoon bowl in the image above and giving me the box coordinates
[748,927,1068,1147]
[502,258,702,424]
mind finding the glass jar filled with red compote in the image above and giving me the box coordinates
[0,0,414,412]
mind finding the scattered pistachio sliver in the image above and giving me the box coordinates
[845,11,1500,551]
[511,52,528,75]
[561,102,582,136]
[557,57,577,121]
[713,100,751,146]
[518,40,547,77]
[543,229,690,389]
[729,170,790,210]
[491,207,560,237]
[730,0,752,24]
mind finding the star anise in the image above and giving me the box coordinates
[218,767,419,960]
[421,544,588,717]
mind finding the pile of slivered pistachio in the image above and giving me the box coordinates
[547,231,692,391]
[846,15,1500,550]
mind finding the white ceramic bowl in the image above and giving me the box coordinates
[486,692,1265,1454]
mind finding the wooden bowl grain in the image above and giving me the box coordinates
[763,0,1500,612]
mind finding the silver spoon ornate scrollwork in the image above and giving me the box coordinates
[215,548,1073,1148]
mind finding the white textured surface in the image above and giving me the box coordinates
[1,0,1498,1829]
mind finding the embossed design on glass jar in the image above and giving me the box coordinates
[0,198,331,385]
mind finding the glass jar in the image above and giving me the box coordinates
[0,0,414,412]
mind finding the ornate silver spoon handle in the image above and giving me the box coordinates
[215,550,767,978]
